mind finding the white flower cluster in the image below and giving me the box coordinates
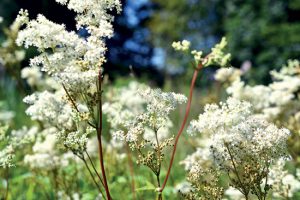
[268,160,300,198]
[24,134,59,170]
[23,127,80,170]
[0,144,14,168]
[180,146,211,171]
[172,40,191,51]
[23,90,74,130]
[104,81,186,176]
[214,67,242,83]
[21,66,61,90]
[104,81,187,144]
[21,66,42,87]
[123,86,186,144]
[188,98,290,164]
[0,125,38,168]
[186,98,290,198]
[103,81,147,131]
[16,0,123,173]
[16,0,121,91]
[226,60,300,120]
[57,126,93,154]
[55,0,121,38]
[0,16,3,23]
[188,98,252,136]
[224,187,244,200]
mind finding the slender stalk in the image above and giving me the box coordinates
[156,174,162,200]
[52,169,59,200]
[154,129,162,200]
[97,70,112,200]
[160,65,202,192]
[4,168,9,200]
[125,145,137,200]
[81,155,106,200]
[85,150,105,188]
[62,84,80,113]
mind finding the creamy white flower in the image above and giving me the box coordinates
[187,98,252,136]
[191,50,203,63]
[172,40,191,51]
[175,181,193,194]
[24,153,62,170]
[0,145,14,168]
[214,67,242,83]
[226,59,300,122]
[32,134,56,153]
[23,90,74,129]
[21,66,43,87]
[224,187,244,200]
[180,147,211,171]
[269,160,300,198]
[187,98,290,197]
[0,111,15,122]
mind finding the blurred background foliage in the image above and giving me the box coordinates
[1,0,299,85]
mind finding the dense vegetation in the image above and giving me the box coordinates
[0,1,300,200]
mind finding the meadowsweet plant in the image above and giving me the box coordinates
[16,1,121,199]
[218,60,300,164]
[185,98,290,200]
[157,37,231,195]
[104,81,187,199]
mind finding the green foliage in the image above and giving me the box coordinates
[149,0,300,83]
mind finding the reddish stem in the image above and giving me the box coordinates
[97,70,112,200]
[160,65,202,192]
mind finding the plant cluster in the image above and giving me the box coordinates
[0,1,299,200]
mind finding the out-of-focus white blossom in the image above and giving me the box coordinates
[23,90,74,129]
[103,81,147,133]
[175,181,193,194]
[0,125,38,168]
[214,67,242,83]
[0,144,14,168]
[206,37,231,67]
[180,147,211,171]
[172,37,231,68]
[0,111,15,122]
[268,160,300,198]
[21,66,43,87]
[224,187,244,200]
[191,50,203,63]
[172,40,191,51]
[226,59,300,121]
